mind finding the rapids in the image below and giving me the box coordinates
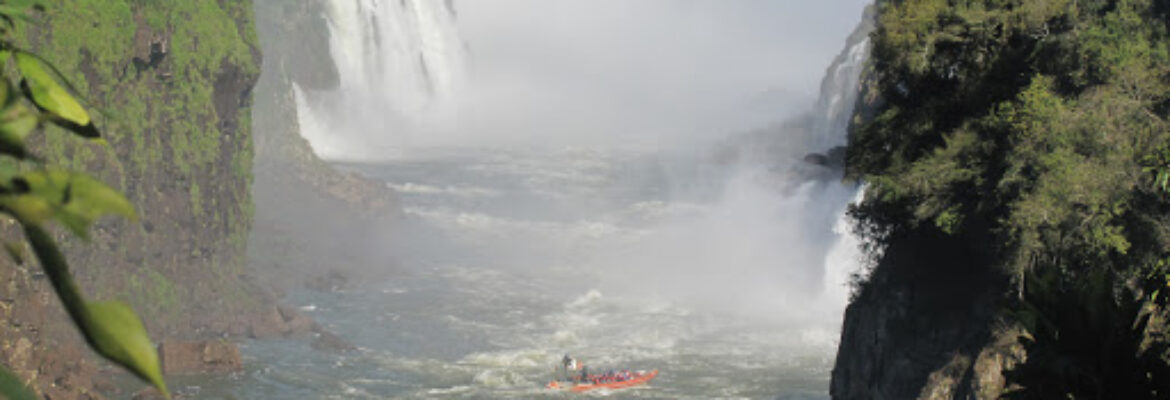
[227,0,874,398]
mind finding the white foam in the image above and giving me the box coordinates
[425,386,473,395]
[387,182,503,198]
[461,349,548,368]
[568,290,604,308]
[472,369,531,387]
[298,0,467,160]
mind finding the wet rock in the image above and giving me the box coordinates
[249,306,287,339]
[803,152,831,166]
[249,303,319,339]
[202,316,250,338]
[286,313,316,334]
[304,270,349,292]
[278,304,317,334]
[159,340,243,374]
[310,328,356,353]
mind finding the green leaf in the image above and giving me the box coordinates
[22,224,169,399]
[0,102,40,159]
[0,5,35,27]
[13,51,99,138]
[0,5,36,18]
[0,365,37,400]
[84,301,168,397]
[0,170,135,239]
[0,69,40,160]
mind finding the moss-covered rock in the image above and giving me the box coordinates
[0,1,265,397]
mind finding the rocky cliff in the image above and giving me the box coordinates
[830,9,1024,397]
[0,2,264,398]
[832,0,1170,398]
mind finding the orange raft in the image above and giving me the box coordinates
[546,369,659,392]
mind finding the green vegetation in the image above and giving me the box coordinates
[22,0,263,327]
[0,3,168,398]
[849,0,1170,397]
[0,0,262,397]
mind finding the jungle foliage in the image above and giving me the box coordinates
[849,0,1170,397]
[0,3,168,399]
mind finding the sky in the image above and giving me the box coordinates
[450,0,873,148]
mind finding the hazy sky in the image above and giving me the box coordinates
[451,0,872,148]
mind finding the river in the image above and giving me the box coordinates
[165,143,856,399]
[202,1,872,398]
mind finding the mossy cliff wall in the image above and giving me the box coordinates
[0,2,262,397]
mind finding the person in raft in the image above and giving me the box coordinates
[562,354,589,382]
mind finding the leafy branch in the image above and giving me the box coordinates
[0,3,168,398]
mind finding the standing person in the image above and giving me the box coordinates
[562,354,585,382]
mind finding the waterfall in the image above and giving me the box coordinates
[814,37,870,149]
[814,37,871,320]
[291,0,873,329]
[697,32,872,325]
[295,0,467,160]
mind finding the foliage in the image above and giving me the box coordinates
[0,3,168,398]
[850,0,1170,396]
[1004,268,1170,399]
[27,0,263,331]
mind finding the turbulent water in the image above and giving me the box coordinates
[211,1,875,398]
[168,144,860,399]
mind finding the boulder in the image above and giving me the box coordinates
[276,304,317,335]
[310,328,356,353]
[284,311,317,335]
[248,306,288,339]
[158,340,242,374]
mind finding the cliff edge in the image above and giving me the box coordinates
[0,1,265,398]
[833,1,1170,398]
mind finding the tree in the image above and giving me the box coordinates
[848,0,1170,396]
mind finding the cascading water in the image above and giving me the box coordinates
[234,2,874,398]
[815,37,871,318]
[294,0,466,160]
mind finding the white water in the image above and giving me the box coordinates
[265,1,874,398]
[294,0,466,159]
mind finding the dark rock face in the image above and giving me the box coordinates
[830,233,1021,399]
[159,340,243,374]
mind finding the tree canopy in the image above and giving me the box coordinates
[848,0,1170,396]
[850,0,1170,282]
